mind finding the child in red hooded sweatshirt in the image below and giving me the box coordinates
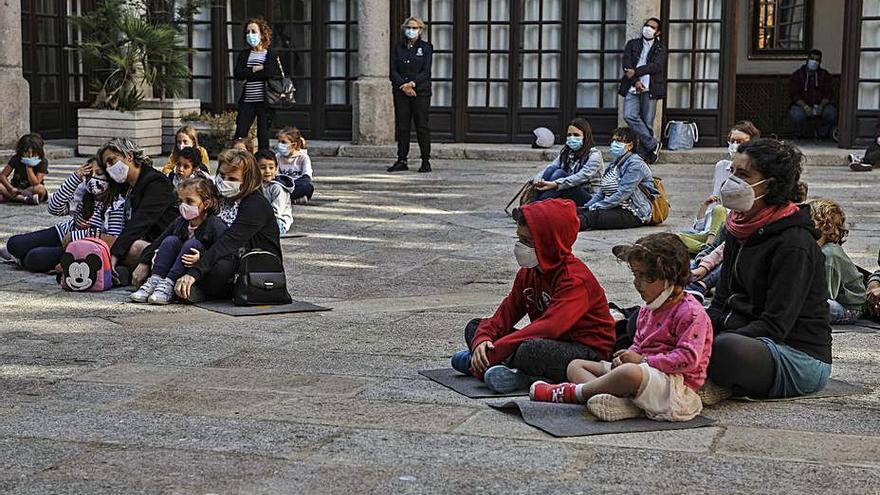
[450,198,616,393]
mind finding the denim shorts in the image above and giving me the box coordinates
[758,337,832,399]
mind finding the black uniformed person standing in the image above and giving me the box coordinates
[388,16,433,173]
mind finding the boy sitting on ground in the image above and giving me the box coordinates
[809,199,866,324]
[450,198,616,393]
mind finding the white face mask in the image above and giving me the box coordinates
[215,176,242,198]
[107,159,129,183]
[514,241,539,269]
[646,283,674,311]
[720,175,768,212]
[727,142,740,158]
[642,26,656,40]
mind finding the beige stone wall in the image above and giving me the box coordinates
[353,0,395,145]
[0,0,30,147]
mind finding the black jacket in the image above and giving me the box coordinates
[233,48,283,104]
[618,37,667,100]
[789,66,835,106]
[707,205,832,363]
[110,166,179,259]
[390,39,433,97]
[187,192,282,281]
[139,215,229,265]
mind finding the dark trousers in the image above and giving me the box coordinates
[862,144,880,166]
[151,237,205,281]
[707,332,775,398]
[535,167,592,205]
[579,207,643,231]
[393,92,431,161]
[292,176,315,201]
[464,318,602,383]
[7,227,64,272]
[235,101,272,151]
[194,256,237,300]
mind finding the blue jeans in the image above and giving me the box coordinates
[151,236,205,281]
[534,166,592,205]
[789,104,838,138]
[6,226,64,273]
[623,91,658,156]
[828,299,862,325]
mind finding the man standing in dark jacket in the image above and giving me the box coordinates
[388,16,433,173]
[789,49,837,139]
[619,17,666,164]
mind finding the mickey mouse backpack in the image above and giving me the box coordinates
[59,237,113,292]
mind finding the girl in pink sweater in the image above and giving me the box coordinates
[530,233,713,422]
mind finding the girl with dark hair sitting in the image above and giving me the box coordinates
[532,118,605,205]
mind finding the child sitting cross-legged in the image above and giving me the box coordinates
[809,199,866,324]
[531,233,713,422]
[130,176,227,304]
[255,150,294,235]
[450,198,616,393]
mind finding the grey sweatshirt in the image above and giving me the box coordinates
[263,176,295,234]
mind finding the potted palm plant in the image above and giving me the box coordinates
[72,0,198,156]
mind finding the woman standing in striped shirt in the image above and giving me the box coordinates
[1,159,128,272]
[233,17,281,152]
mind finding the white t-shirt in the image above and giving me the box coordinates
[629,39,654,94]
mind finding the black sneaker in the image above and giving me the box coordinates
[114,266,132,287]
[387,160,408,173]
[418,160,432,173]
[850,158,873,172]
[647,142,662,165]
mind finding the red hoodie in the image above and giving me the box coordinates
[472,199,615,368]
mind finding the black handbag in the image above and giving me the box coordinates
[266,56,296,107]
[233,249,292,306]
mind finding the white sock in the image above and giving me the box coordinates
[574,384,587,402]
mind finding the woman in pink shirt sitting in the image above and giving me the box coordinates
[530,232,713,422]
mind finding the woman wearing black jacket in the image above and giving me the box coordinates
[388,16,433,173]
[175,149,282,302]
[233,17,282,151]
[98,138,179,280]
[705,139,832,401]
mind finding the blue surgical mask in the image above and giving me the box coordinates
[806,59,819,71]
[566,136,583,151]
[276,143,289,156]
[405,28,419,40]
[246,32,261,48]
[20,156,41,167]
[610,141,628,157]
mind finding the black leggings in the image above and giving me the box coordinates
[292,176,314,201]
[6,227,64,272]
[579,207,644,231]
[194,256,237,301]
[235,101,272,151]
[465,318,603,383]
[707,332,775,398]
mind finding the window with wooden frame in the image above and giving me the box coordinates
[750,0,813,59]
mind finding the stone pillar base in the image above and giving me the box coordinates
[352,76,395,145]
[0,69,30,147]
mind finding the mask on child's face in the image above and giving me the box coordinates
[514,241,539,269]
[179,202,201,220]
[610,141,628,157]
[178,143,189,151]
[86,176,110,195]
[645,283,674,310]
[276,143,289,156]
[727,142,740,158]
[20,156,41,167]
[566,136,584,151]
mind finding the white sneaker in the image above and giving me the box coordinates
[147,278,176,305]
[130,275,163,303]
[697,380,732,406]
[587,394,643,422]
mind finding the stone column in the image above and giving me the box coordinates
[352,0,394,144]
[618,0,663,137]
[0,0,31,147]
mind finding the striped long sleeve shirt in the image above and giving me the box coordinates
[47,173,126,242]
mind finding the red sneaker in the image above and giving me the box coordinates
[529,380,578,403]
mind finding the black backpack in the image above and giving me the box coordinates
[233,249,292,306]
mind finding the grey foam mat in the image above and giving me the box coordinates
[831,319,880,334]
[733,378,869,402]
[489,399,716,437]
[194,299,331,316]
[418,368,529,398]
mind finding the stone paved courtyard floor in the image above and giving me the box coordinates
[0,156,878,494]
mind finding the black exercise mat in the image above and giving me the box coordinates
[280,232,308,239]
[418,368,529,398]
[194,299,331,316]
[831,319,880,334]
[305,197,340,205]
[733,378,869,402]
[489,399,716,437]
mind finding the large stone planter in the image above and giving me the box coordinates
[140,98,202,154]
[77,108,163,157]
